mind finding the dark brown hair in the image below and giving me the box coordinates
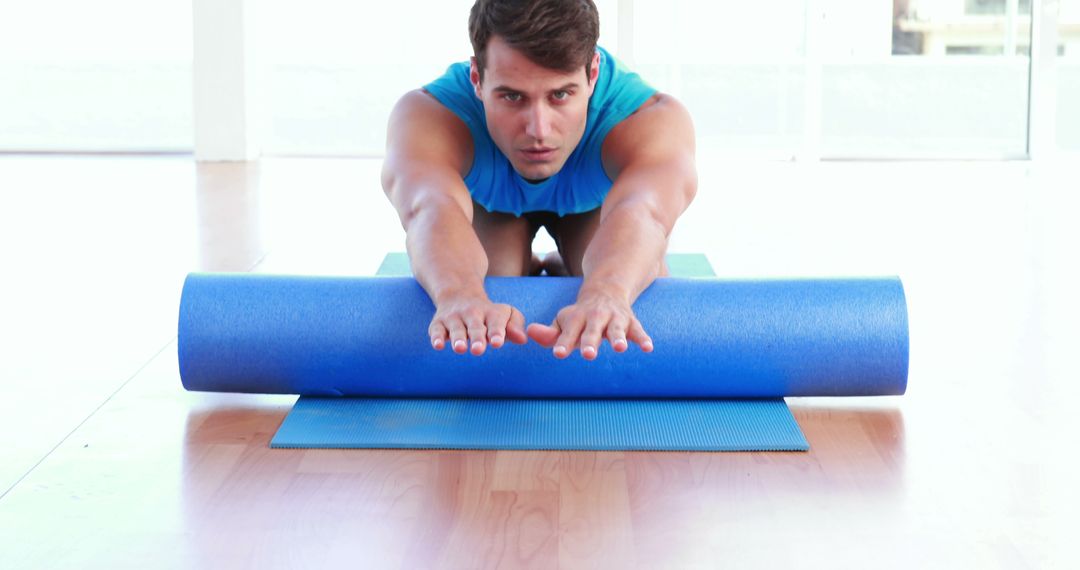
[469,0,600,82]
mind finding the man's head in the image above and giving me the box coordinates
[468,0,601,181]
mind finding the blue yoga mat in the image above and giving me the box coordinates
[271,397,807,451]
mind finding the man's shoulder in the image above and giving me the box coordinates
[600,92,694,176]
[601,92,683,144]
[627,93,664,115]
[387,89,474,176]
[594,92,665,149]
[421,62,485,132]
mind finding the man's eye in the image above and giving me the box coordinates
[552,90,570,101]
[502,93,522,102]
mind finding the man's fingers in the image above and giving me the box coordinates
[484,305,528,349]
[505,306,528,344]
[446,319,469,354]
[433,300,526,356]
[627,318,653,352]
[526,322,560,347]
[579,312,609,361]
[553,313,585,359]
[606,318,629,353]
[429,321,448,350]
[435,300,639,358]
[485,306,508,349]
[465,315,487,356]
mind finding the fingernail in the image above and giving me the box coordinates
[642,340,654,352]
[553,345,567,358]
[614,339,627,352]
[472,341,484,354]
[491,335,503,346]
[453,339,466,352]
[432,338,444,349]
[582,346,597,359]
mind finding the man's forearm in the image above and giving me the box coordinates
[579,203,669,305]
[401,198,489,305]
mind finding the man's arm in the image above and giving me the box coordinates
[382,89,526,355]
[526,94,697,359]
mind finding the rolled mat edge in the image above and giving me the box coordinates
[178,274,909,398]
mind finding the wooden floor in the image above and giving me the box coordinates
[0,155,1075,569]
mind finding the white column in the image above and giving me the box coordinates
[617,0,635,65]
[1005,0,1019,57]
[1028,0,1061,160]
[799,0,824,162]
[192,0,260,162]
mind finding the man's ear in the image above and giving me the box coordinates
[469,57,483,99]
[587,52,604,94]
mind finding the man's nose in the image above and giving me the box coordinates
[524,103,552,141]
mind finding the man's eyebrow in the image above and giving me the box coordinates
[491,82,581,94]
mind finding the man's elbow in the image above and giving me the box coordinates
[380,162,415,230]
[605,197,671,241]
[397,185,465,235]
[659,95,698,210]
[380,160,400,201]
[679,160,699,211]
[657,158,698,228]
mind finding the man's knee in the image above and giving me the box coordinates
[472,202,536,276]
[485,249,532,276]
[546,209,601,277]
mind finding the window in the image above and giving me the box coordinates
[965,0,1031,16]
[817,0,1033,157]
[633,1,807,157]
[0,1,192,151]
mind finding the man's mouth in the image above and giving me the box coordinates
[520,147,557,162]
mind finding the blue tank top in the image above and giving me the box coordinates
[423,47,656,216]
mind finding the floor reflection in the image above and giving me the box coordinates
[178,402,905,566]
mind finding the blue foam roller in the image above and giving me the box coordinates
[178,269,908,398]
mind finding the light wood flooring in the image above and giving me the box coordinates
[0,155,1076,568]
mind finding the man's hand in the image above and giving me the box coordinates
[430,293,528,356]
[526,288,653,360]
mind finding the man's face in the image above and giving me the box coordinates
[471,36,600,181]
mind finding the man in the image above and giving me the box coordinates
[381,0,696,360]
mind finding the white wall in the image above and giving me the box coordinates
[0,0,192,151]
